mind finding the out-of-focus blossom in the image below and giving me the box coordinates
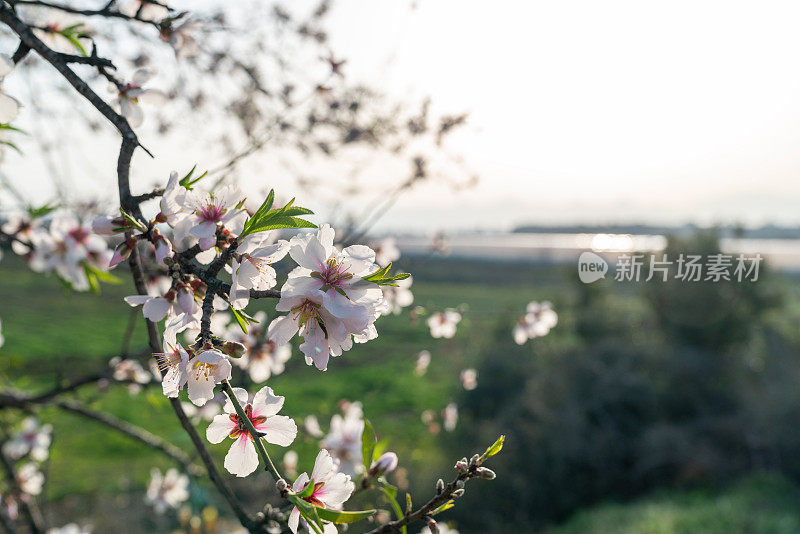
[161,19,202,59]
[181,399,222,424]
[414,350,431,376]
[3,417,51,462]
[17,463,44,495]
[0,55,21,123]
[321,402,364,477]
[459,368,477,391]
[419,524,459,534]
[283,450,299,478]
[110,357,151,394]
[120,0,169,21]
[304,415,324,438]
[206,386,297,477]
[228,311,291,382]
[427,309,461,339]
[377,275,413,316]
[442,403,458,432]
[145,467,189,514]
[288,449,355,534]
[373,237,400,267]
[47,524,92,534]
[513,301,558,345]
[110,69,166,128]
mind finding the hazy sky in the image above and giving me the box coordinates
[6,0,800,233]
[322,0,800,231]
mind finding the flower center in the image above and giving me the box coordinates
[199,202,225,223]
[312,256,353,291]
[68,226,89,244]
[301,480,326,508]
[228,404,267,440]
[193,361,218,382]
[154,348,183,374]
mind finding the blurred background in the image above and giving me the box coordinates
[5,1,800,533]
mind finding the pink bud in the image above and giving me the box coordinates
[108,238,136,268]
[92,215,124,236]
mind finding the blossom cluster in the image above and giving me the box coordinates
[0,417,51,519]
[512,301,558,345]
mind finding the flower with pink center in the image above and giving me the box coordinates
[283,224,383,324]
[179,185,247,250]
[427,309,461,339]
[206,386,297,477]
[268,290,353,371]
[288,449,355,534]
[3,417,51,462]
[109,69,166,127]
[230,235,289,310]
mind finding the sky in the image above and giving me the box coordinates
[6,0,800,233]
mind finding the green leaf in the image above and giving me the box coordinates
[83,264,100,294]
[361,419,377,472]
[362,263,411,286]
[315,507,376,524]
[240,193,316,238]
[229,306,249,335]
[479,435,505,462]
[430,499,454,516]
[27,202,58,218]
[287,496,324,534]
[178,165,208,190]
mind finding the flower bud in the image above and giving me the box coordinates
[454,458,468,472]
[91,215,125,236]
[452,488,465,498]
[222,341,246,359]
[424,516,438,534]
[275,479,288,493]
[456,479,465,489]
[435,478,445,494]
[476,467,496,480]
[368,452,399,478]
[469,454,480,467]
[109,237,137,268]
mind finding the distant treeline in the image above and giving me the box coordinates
[513,223,800,240]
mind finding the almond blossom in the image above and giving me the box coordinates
[442,402,458,432]
[186,349,232,406]
[513,301,558,344]
[1,211,40,255]
[161,19,202,60]
[373,237,400,267]
[110,69,166,128]
[230,236,288,310]
[321,402,364,477]
[17,463,43,495]
[206,386,297,477]
[459,368,477,391]
[288,449,355,534]
[145,467,190,514]
[0,55,21,124]
[303,415,324,438]
[157,171,187,226]
[427,309,461,339]
[110,357,151,394]
[3,417,51,462]
[227,311,291,382]
[47,523,92,534]
[152,337,191,399]
[120,0,169,21]
[124,282,201,326]
[181,399,222,424]
[414,350,431,376]
[176,185,247,251]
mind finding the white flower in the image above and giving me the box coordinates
[158,171,187,226]
[145,467,189,514]
[110,69,166,128]
[120,0,169,21]
[161,19,202,59]
[442,403,458,432]
[186,349,232,406]
[0,55,21,123]
[47,524,92,534]
[230,236,289,310]
[1,211,40,255]
[513,301,558,345]
[303,415,323,438]
[414,350,431,376]
[177,185,247,251]
[268,291,352,371]
[110,357,151,394]
[377,275,413,316]
[3,417,52,462]
[17,463,44,495]
[283,224,383,327]
[288,449,355,534]
[228,311,291,382]
[124,283,201,327]
[427,309,461,339]
[373,237,400,267]
[23,6,89,54]
[206,386,297,477]
[153,338,190,399]
[459,369,477,391]
[321,402,364,477]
